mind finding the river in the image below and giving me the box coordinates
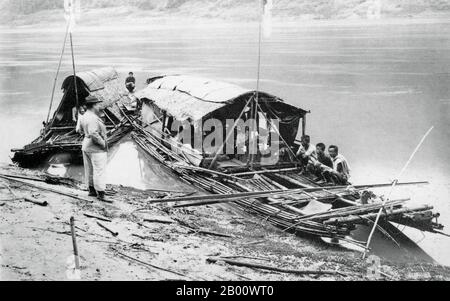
[0,20,449,265]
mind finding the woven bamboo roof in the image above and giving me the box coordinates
[135,75,305,122]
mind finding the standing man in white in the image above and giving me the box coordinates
[77,95,108,201]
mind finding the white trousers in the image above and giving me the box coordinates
[82,151,107,192]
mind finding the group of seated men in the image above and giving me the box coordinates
[296,135,351,185]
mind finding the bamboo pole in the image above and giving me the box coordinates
[97,221,118,237]
[23,196,48,207]
[69,32,79,112]
[0,175,95,203]
[70,217,80,270]
[113,248,187,278]
[46,20,70,125]
[148,181,427,204]
[297,199,408,222]
[324,205,433,225]
[206,257,348,277]
[83,213,112,222]
[363,126,434,258]
[171,163,243,181]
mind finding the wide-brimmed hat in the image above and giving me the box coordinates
[85,95,102,104]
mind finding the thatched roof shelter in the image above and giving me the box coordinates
[50,67,128,126]
[137,75,307,120]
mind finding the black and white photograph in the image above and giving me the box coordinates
[0,0,449,285]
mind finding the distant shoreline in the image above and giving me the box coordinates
[1,13,450,33]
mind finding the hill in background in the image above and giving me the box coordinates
[1,0,449,25]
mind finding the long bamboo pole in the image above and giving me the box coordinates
[147,181,427,204]
[46,20,71,125]
[249,1,264,168]
[325,205,433,225]
[69,32,79,113]
[207,257,348,277]
[363,126,434,258]
[0,175,96,203]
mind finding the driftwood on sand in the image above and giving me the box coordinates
[0,174,114,204]
[206,257,349,277]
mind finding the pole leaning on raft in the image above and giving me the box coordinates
[249,1,265,169]
[69,32,79,113]
[45,20,71,125]
[363,126,434,258]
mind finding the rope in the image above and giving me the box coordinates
[45,20,71,125]
[363,126,434,258]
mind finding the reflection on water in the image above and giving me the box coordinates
[0,21,449,265]
[43,137,189,191]
[105,137,187,191]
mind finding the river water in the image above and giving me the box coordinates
[0,20,449,265]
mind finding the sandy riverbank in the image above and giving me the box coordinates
[1,164,449,281]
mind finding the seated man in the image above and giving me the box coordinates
[125,72,136,93]
[316,143,333,168]
[307,142,333,181]
[322,145,351,185]
[296,135,316,171]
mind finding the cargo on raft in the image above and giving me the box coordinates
[11,69,445,255]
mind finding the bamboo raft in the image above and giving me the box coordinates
[124,103,443,249]
[12,71,445,252]
[11,67,133,167]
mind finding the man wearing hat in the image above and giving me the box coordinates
[77,95,108,201]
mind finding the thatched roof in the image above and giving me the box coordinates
[61,67,128,108]
[135,75,306,122]
[52,67,129,126]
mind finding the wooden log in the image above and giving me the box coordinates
[0,175,95,203]
[1,173,46,183]
[143,217,174,224]
[96,221,118,237]
[191,229,234,238]
[113,248,187,278]
[206,257,348,277]
[23,196,48,207]
[0,197,21,202]
[324,205,434,225]
[83,213,112,222]
[297,199,408,221]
